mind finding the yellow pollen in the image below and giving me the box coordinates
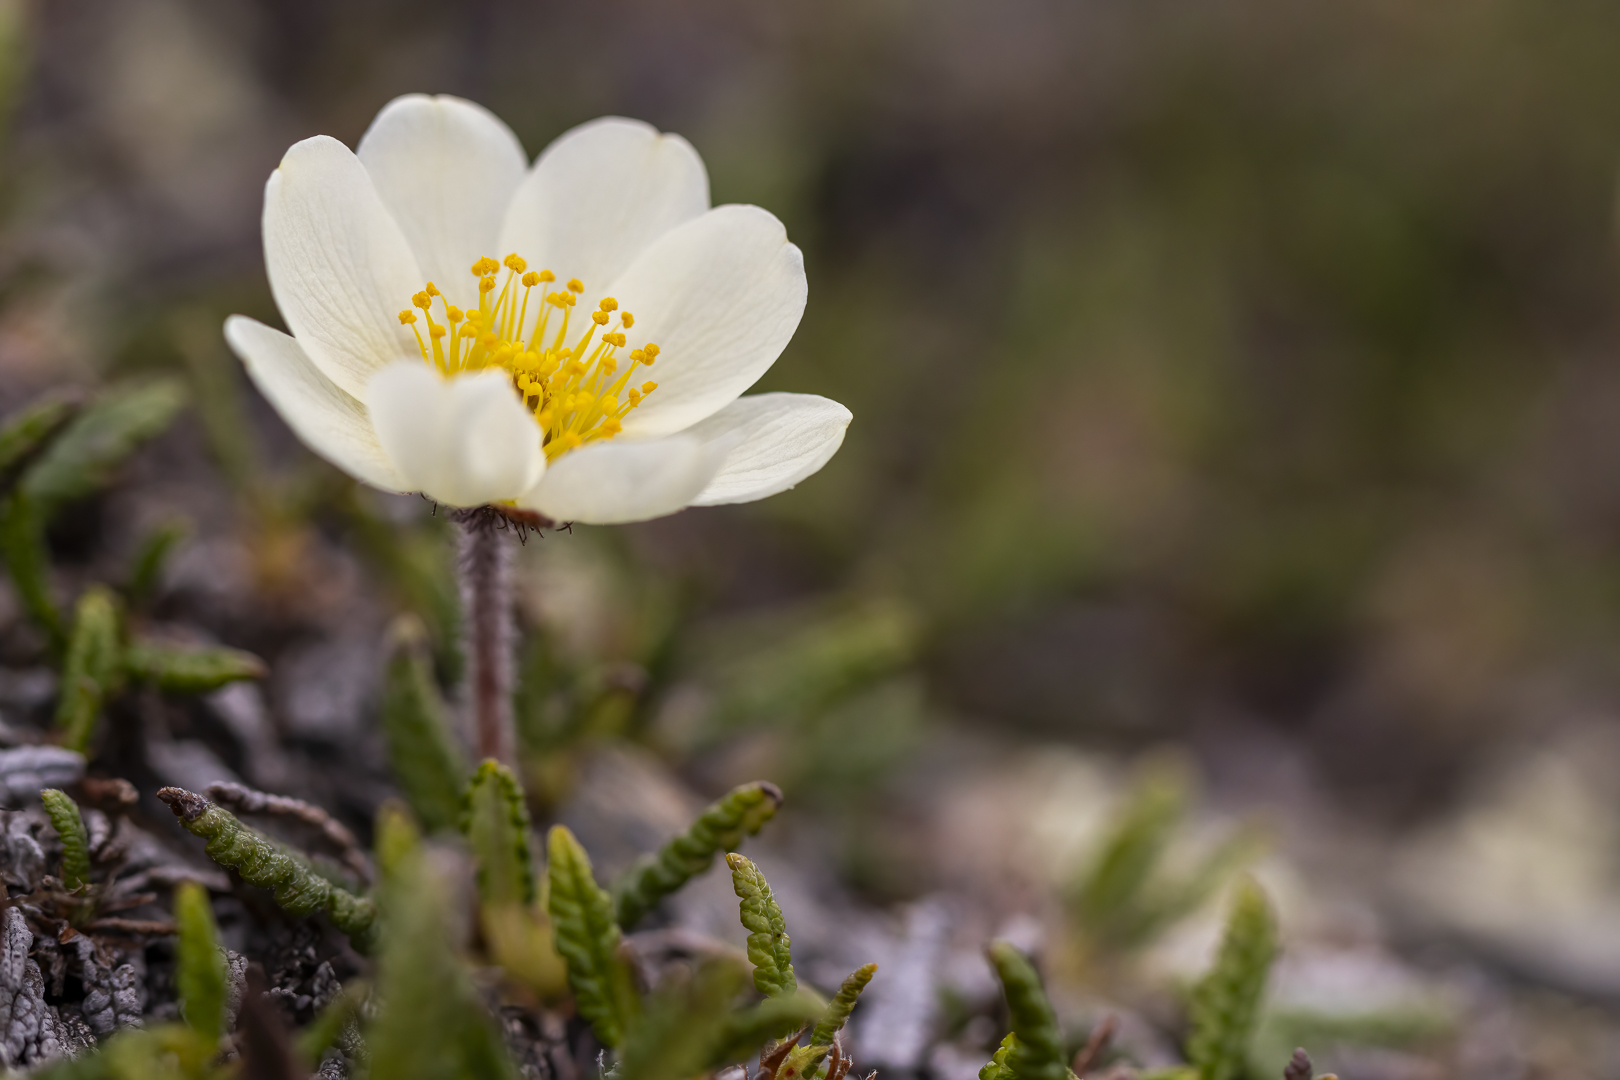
[399,253,667,461]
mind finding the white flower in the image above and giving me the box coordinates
[224,95,851,524]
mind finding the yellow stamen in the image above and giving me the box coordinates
[399,255,668,460]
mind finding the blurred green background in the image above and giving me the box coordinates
[10,0,1620,830]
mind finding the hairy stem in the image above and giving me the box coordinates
[453,508,516,765]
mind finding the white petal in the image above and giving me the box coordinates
[497,117,708,299]
[224,315,406,492]
[364,363,545,508]
[358,95,528,310]
[685,393,852,506]
[609,205,808,438]
[516,436,725,525]
[264,135,425,399]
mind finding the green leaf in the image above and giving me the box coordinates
[0,493,58,642]
[545,824,638,1048]
[374,800,423,880]
[986,941,1066,1080]
[371,820,517,1080]
[174,880,227,1045]
[727,853,797,998]
[0,390,80,496]
[980,1033,1019,1080]
[461,759,536,907]
[614,780,784,929]
[124,640,266,694]
[708,991,828,1070]
[1069,765,1185,947]
[126,519,189,607]
[618,961,746,1080]
[40,788,89,891]
[19,378,186,516]
[54,586,123,755]
[1186,877,1278,1080]
[811,962,877,1046]
[381,615,468,833]
[158,786,377,952]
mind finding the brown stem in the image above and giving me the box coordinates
[452,507,516,766]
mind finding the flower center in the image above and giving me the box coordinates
[397,254,659,460]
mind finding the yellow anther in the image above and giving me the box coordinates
[400,255,663,456]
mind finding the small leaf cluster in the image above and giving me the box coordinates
[541,791,878,1079]
[1067,762,1260,960]
[981,877,1301,1080]
[30,785,147,931]
[0,386,267,758]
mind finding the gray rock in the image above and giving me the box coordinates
[0,746,85,807]
[0,907,73,1068]
[147,739,241,792]
[223,948,249,1032]
[854,898,950,1072]
[0,811,44,888]
[72,935,145,1036]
